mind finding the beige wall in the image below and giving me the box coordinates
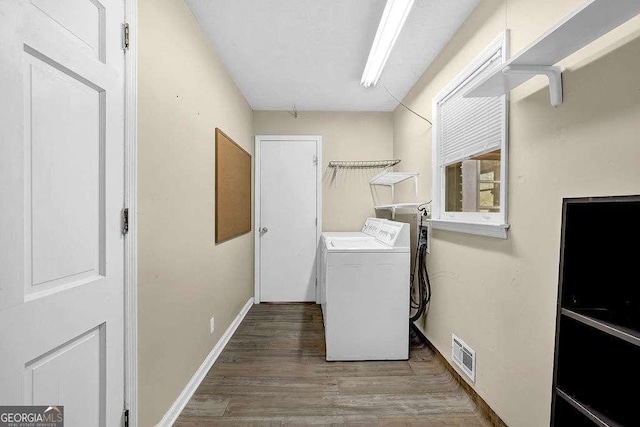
[254,111,394,231]
[393,0,640,425]
[138,0,254,424]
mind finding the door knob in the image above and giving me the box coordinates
[260,227,268,234]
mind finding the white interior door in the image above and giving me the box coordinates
[258,137,320,302]
[0,1,126,425]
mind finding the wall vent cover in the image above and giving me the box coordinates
[452,333,476,382]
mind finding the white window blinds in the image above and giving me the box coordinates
[437,49,506,167]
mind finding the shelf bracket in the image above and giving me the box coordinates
[503,65,563,107]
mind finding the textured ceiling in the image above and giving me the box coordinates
[185,0,480,111]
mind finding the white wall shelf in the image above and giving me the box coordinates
[369,171,424,219]
[373,203,424,219]
[464,0,640,106]
[369,172,418,186]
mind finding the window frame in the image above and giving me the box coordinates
[430,31,510,239]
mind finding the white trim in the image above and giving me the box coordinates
[315,140,322,303]
[433,31,510,106]
[431,31,510,239]
[254,135,323,304]
[124,0,138,425]
[157,297,254,426]
[254,137,261,304]
[430,219,509,239]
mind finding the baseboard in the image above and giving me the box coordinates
[410,322,507,427]
[157,297,254,426]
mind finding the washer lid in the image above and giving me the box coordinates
[325,237,408,253]
[321,231,367,239]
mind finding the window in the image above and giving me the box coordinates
[431,32,510,239]
[445,150,501,213]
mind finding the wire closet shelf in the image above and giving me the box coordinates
[328,159,401,170]
[328,159,402,188]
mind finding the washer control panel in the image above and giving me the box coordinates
[361,217,408,248]
[362,218,383,237]
[376,222,402,247]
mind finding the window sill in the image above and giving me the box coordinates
[430,219,510,239]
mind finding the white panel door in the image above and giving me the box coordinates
[0,0,126,425]
[259,139,319,302]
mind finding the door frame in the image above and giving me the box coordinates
[124,0,138,425]
[254,135,323,304]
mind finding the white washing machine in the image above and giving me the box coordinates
[319,218,410,361]
[317,218,384,314]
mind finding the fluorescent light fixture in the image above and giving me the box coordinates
[361,0,415,88]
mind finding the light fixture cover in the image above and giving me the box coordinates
[361,0,415,88]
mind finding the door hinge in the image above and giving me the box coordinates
[123,23,130,50]
[122,208,129,235]
[313,155,318,166]
[123,409,130,427]
[315,217,317,226]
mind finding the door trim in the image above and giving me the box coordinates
[124,0,138,425]
[254,135,322,304]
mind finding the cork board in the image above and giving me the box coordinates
[215,128,251,243]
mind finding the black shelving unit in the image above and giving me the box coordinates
[551,196,640,427]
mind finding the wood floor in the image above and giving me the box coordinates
[175,304,492,426]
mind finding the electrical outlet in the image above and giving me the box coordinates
[418,224,429,248]
[209,317,215,334]
[416,211,430,253]
[419,225,428,242]
[418,223,431,253]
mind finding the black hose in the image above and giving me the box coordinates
[410,208,432,322]
[410,241,430,322]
